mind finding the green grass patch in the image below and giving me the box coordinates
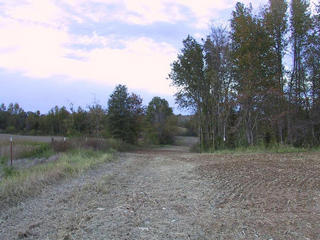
[0,141,55,160]
[0,149,115,209]
[191,144,320,154]
[19,143,54,159]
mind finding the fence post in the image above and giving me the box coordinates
[10,136,13,166]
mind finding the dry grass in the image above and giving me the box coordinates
[0,141,46,159]
[0,133,64,143]
[0,150,114,209]
[0,133,57,160]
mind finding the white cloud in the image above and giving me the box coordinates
[0,0,70,28]
[1,0,318,98]
[59,0,270,28]
[0,10,177,94]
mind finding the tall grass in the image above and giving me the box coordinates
[0,150,114,209]
[0,141,54,159]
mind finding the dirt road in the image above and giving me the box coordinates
[1,146,320,239]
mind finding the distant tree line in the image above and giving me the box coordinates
[169,0,320,151]
[0,85,177,144]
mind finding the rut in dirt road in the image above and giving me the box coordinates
[1,148,320,240]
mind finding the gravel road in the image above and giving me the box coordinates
[1,146,320,239]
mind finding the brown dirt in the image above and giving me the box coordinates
[0,146,320,239]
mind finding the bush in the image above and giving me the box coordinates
[20,143,53,158]
[51,137,135,153]
[3,166,18,178]
[51,140,73,153]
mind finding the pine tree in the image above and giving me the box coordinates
[107,84,143,144]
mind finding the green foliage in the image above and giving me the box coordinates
[145,97,176,144]
[2,166,18,178]
[146,97,173,122]
[169,35,204,111]
[0,156,6,165]
[107,84,144,144]
[170,0,320,152]
[19,143,53,159]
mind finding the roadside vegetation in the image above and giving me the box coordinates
[0,136,121,209]
[191,144,320,154]
[0,140,53,160]
[0,149,114,209]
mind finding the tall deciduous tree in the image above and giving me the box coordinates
[264,0,288,143]
[169,35,209,150]
[288,0,312,144]
[305,1,320,144]
[231,2,276,145]
[203,27,233,148]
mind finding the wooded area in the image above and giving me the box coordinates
[169,0,320,151]
[0,85,177,145]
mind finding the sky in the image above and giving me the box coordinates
[0,0,313,114]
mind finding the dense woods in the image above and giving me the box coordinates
[169,0,320,151]
[0,85,177,145]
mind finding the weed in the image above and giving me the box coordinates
[0,150,115,209]
[20,143,54,158]
[0,156,6,165]
[190,143,318,154]
[3,166,18,178]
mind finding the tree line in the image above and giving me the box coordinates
[0,85,177,145]
[169,0,320,151]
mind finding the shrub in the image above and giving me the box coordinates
[51,140,73,152]
[20,143,53,158]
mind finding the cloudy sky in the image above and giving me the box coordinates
[0,0,282,113]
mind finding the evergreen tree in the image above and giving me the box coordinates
[107,84,143,144]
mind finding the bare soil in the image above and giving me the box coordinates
[1,146,320,239]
